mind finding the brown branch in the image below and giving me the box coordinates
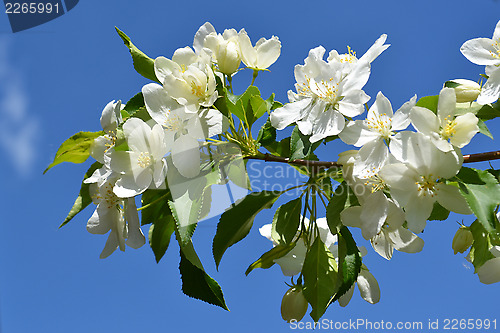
[245,150,500,168]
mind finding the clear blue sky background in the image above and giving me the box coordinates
[1,1,500,332]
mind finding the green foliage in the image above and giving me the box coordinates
[122,92,149,121]
[475,102,500,120]
[44,131,104,174]
[415,95,438,113]
[326,182,359,233]
[302,236,338,321]
[115,27,160,83]
[212,191,283,269]
[330,226,362,304]
[245,242,296,275]
[256,119,276,147]
[290,126,322,160]
[428,202,450,221]
[469,221,497,272]
[179,240,229,311]
[477,119,494,139]
[59,161,102,228]
[456,167,500,234]
[141,189,175,262]
[272,198,302,244]
[225,85,276,128]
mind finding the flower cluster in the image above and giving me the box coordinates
[85,23,281,256]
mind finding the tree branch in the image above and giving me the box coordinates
[245,150,500,168]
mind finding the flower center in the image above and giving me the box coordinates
[190,81,205,98]
[137,152,153,168]
[440,116,457,140]
[416,174,438,197]
[164,112,183,132]
[340,46,357,64]
[366,113,393,139]
[94,182,120,209]
[364,174,387,193]
[490,40,500,59]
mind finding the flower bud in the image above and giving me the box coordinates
[281,286,308,322]
[444,79,481,103]
[216,38,241,75]
[452,226,473,254]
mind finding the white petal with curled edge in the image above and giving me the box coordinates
[371,230,393,260]
[238,29,257,67]
[154,56,179,84]
[436,183,472,215]
[270,98,311,130]
[410,106,439,136]
[392,95,416,131]
[404,194,434,234]
[99,230,120,259]
[310,108,345,143]
[87,205,113,235]
[339,120,379,147]
[478,68,500,105]
[125,199,146,249]
[255,36,281,69]
[450,113,479,148]
[114,171,151,198]
[259,224,273,242]
[193,22,216,54]
[478,257,500,284]
[390,227,424,253]
[123,118,151,153]
[461,38,500,66]
[199,108,227,138]
[357,269,380,304]
[358,34,389,64]
[142,83,179,126]
[171,135,200,178]
[437,88,457,123]
[353,139,389,178]
[338,284,355,307]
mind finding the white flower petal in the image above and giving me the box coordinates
[461,38,500,66]
[270,98,312,130]
[436,184,472,215]
[478,257,500,284]
[357,269,380,304]
[310,108,345,142]
[171,135,201,178]
[125,199,146,249]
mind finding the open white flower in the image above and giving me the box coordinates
[84,170,146,258]
[410,88,479,152]
[270,46,371,142]
[142,82,226,178]
[327,34,389,76]
[379,132,471,233]
[154,54,218,114]
[108,118,169,197]
[238,29,281,70]
[340,92,416,177]
[460,19,500,104]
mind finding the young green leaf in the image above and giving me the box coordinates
[477,119,494,139]
[290,126,322,160]
[415,95,439,113]
[59,161,102,228]
[115,27,160,84]
[225,85,261,126]
[148,212,175,263]
[428,201,450,221]
[326,182,359,233]
[44,131,104,174]
[212,190,283,269]
[273,198,302,244]
[302,236,338,321]
[329,226,362,305]
[179,241,229,311]
[469,221,496,272]
[456,167,500,233]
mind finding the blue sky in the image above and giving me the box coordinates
[1,0,500,332]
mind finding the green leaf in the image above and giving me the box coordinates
[225,85,261,126]
[428,201,450,221]
[326,182,358,233]
[59,161,102,228]
[250,95,270,120]
[477,119,494,139]
[456,167,500,233]
[212,190,283,269]
[302,236,338,321]
[169,200,198,246]
[140,189,171,226]
[469,221,496,272]
[148,214,175,263]
[213,75,230,118]
[122,92,146,119]
[272,198,302,245]
[330,226,362,304]
[256,119,277,148]
[245,242,296,275]
[290,126,321,160]
[115,27,160,83]
[415,95,439,113]
[179,241,229,311]
[44,131,103,174]
[476,102,500,120]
